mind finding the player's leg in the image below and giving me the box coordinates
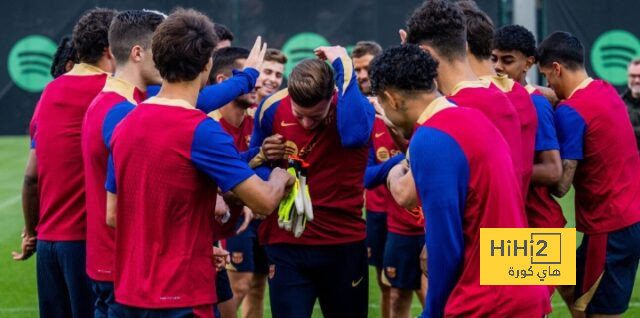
[215,269,236,318]
[36,240,72,318]
[366,210,390,318]
[415,272,427,309]
[57,241,94,318]
[316,240,369,318]
[226,223,257,310]
[265,244,316,318]
[90,280,115,318]
[240,225,268,318]
[383,233,424,318]
[581,222,640,317]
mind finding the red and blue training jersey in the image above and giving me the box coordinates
[250,55,375,245]
[106,97,257,308]
[364,118,423,235]
[524,85,565,229]
[82,76,145,282]
[555,78,640,234]
[447,80,524,199]
[33,63,108,241]
[411,97,547,318]
[482,75,538,197]
[209,110,253,152]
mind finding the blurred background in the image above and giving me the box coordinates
[1,0,639,134]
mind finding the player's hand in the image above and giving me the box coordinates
[244,36,268,71]
[262,134,286,161]
[399,29,408,44]
[387,161,409,187]
[420,244,428,277]
[236,207,254,234]
[12,230,37,261]
[270,167,296,195]
[314,46,348,63]
[212,246,230,271]
[214,193,230,223]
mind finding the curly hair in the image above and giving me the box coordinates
[493,25,537,59]
[538,31,584,70]
[457,0,494,60]
[405,0,467,61]
[50,36,78,78]
[152,8,217,83]
[109,10,165,65]
[72,8,117,64]
[369,44,439,95]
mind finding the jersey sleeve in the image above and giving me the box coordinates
[364,146,405,189]
[247,97,279,178]
[554,104,586,160]
[195,68,260,113]
[409,126,468,318]
[191,118,256,193]
[532,94,560,152]
[332,56,375,148]
[102,101,136,149]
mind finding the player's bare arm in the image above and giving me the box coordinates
[552,159,577,198]
[231,168,294,215]
[531,149,562,186]
[387,160,418,209]
[13,149,39,261]
[106,192,117,227]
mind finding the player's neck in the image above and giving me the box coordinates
[562,69,590,99]
[155,81,200,108]
[114,64,147,93]
[407,92,441,125]
[91,56,114,74]
[467,54,495,78]
[437,58,478,96]
[219,102,247,128]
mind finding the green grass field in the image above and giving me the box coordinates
[0,135,638,317]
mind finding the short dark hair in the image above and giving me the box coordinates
[352,41,383,58]
[265,48,287,64]
[50,36,78,78]
[370,44,438,95]
[109,10,165,65]
[405,0,467,61]
[538,31,584,70]
[457,0,494,60]
[493,24,537,59]
[209,47,249,83]
[72,8,117,64]
[152,8,217,83]
[214,23,234,42]
[288,59,335,107]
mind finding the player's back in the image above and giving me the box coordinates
[111,98,218,308]
[35,63,108,240]
[447,80,524,194]
[558,79,640,234]
[413,101,546,317]
[483,75,537,195]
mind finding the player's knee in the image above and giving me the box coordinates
[230,273,252,297]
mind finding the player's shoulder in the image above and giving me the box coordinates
[257,88,289,123]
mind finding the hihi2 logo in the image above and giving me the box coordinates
[480,228,575,285]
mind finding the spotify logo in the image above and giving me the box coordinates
[281,32,330,78]
[7,35,57,92]
[590,30,640,86]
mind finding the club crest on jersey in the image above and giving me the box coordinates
[376,146,390,162]
[268,264,276,279]
[232,252,243,264]
[245,135,251,147]
[386,267,397,279]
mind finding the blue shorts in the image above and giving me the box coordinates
[265,241,368,318]
[383,232,424,290]
[225,218,268,274]
[110,302,214,318]
[215,269,233,303]
[36,240,94,318]
[91,280,114,318]
[575,222,640,314]
[366,210,388,268]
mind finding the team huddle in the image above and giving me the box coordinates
[13,0,640,317]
